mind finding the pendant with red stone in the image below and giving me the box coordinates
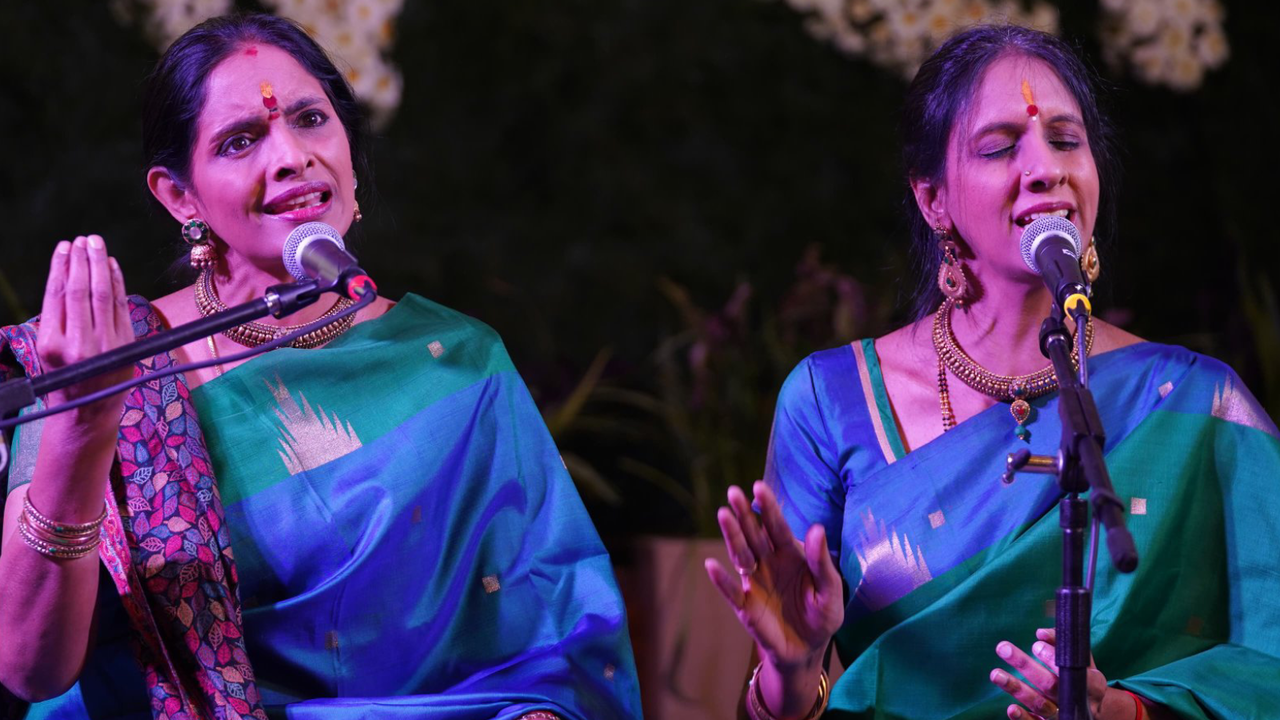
[1010,384,1032,441]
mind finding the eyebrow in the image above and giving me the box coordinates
[207,95,329,144]
[971,113,1085,138]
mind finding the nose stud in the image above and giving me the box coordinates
[1024,170,1032,176]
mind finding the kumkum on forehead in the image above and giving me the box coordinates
[260,81,279,116]
[1021,79,1038,119]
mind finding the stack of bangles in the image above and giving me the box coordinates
[746,662,830,720]
[16,495,106,560]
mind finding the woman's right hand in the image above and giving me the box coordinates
[705,481,844,674]
[37,235,133,415]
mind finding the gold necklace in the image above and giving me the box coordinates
[195,268,355,349]
[932,298,1093,440]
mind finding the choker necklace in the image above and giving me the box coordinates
[195,268,355,349]
[932,298,1093,440]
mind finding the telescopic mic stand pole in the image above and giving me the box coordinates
[1042,307,1138,720]
[1003,306,1138,720]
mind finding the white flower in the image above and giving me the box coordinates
[1195,24,1229,66]
[1167,49,1205,90]
[1126,0,1162,38]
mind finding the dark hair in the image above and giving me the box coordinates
[900,24,1120,319]
[142,13,370,193]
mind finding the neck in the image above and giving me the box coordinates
[205,252,334,326]
[948,281,1058,375]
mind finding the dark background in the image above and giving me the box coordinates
[2,0,1277,537]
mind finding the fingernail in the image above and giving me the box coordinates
[991,669,1008,684]
[1033,641,1048,656]
[73,237,87,248]
[996,642,1013,659]
[1036,628,1052,640]
[1010,707,1023,719]
[57,241,71,254]
[109,257,121,271]
[88,235,104,249]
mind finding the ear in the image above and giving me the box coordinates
[909,175,948,231]
[147,166,200,224]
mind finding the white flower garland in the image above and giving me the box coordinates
[112,0,405,129]
[780,0,1229,91]
[783,0,1060,80]
[1099,0,1228,91]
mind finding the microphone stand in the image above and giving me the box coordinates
[1002,307,1138,720]
[0,279,327,437]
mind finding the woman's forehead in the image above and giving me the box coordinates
[198,44,325,126]
[968,55,1080,123]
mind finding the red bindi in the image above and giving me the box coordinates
[260,81,279,116]
[1026,104,1039,117]
[245,46,258,56]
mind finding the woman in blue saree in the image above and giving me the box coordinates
[0,14,640,720]
[705,25,1280,720]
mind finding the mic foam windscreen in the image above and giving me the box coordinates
[1019,215,1082,274]
[283,222,345,281]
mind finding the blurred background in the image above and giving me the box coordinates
[1,0,1277,716]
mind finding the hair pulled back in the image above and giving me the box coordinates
[900,24,1119,319]
[141,13,369,192]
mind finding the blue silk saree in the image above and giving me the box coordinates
[766,340,1280,719]
[4,294,641,720]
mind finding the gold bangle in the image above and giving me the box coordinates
[745,662,830,720]
[22,494,106,536]
[17,514,99,559]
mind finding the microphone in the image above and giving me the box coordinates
[282,222,376,299]
[1019,215,1090,319]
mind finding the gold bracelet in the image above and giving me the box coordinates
[17,514,99,559]
[745,662,829,720]
[23,494,106,536]
[517,712,560,720]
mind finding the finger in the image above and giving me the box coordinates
[86,235,113,335]
[1035,628,1055,644]
[991,669,1058,719]
[704,558,746,611]
[996,641,1058,697]
[717,506,756,576]
[40,241,72,335]
[109,257,130,342]
[804,523,841,599]
[64,237,91,345]
[754,481,802,561]
[1031,640,1059,677]
[727,485,771,562]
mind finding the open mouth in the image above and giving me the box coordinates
[264,189,332,215]
[1015,208,1071,228]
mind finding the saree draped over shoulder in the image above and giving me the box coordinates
[766,340,1280,719]
[2,294,641,720]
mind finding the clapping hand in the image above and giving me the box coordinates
[37,235,133,412]
[704,481,844,673]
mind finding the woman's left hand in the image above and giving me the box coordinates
[989,628,1109,720]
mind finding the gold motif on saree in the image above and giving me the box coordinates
[266,377,364,475]
[929,510,946,529]
[428,340,446,358]
[852,509,933,611]
[1211,375,1278,438]
[1158,381,1174,398]
[325,630,341,649]
[1130,497,1147,515]
[482,575,502,593]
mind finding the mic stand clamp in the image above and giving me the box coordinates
[1000,308,1138,720]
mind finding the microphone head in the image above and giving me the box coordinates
[283,222,345,281]
[1019,215,1082,274]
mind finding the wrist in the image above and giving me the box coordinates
[754,655,828,720]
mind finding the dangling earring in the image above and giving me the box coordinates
[935,224,968,304]
[182,219,216,270]
[353,200,363,223]
[1080,237,1101,285]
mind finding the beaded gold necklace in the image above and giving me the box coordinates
[195,269,355,349]
[932,298,1092,440]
